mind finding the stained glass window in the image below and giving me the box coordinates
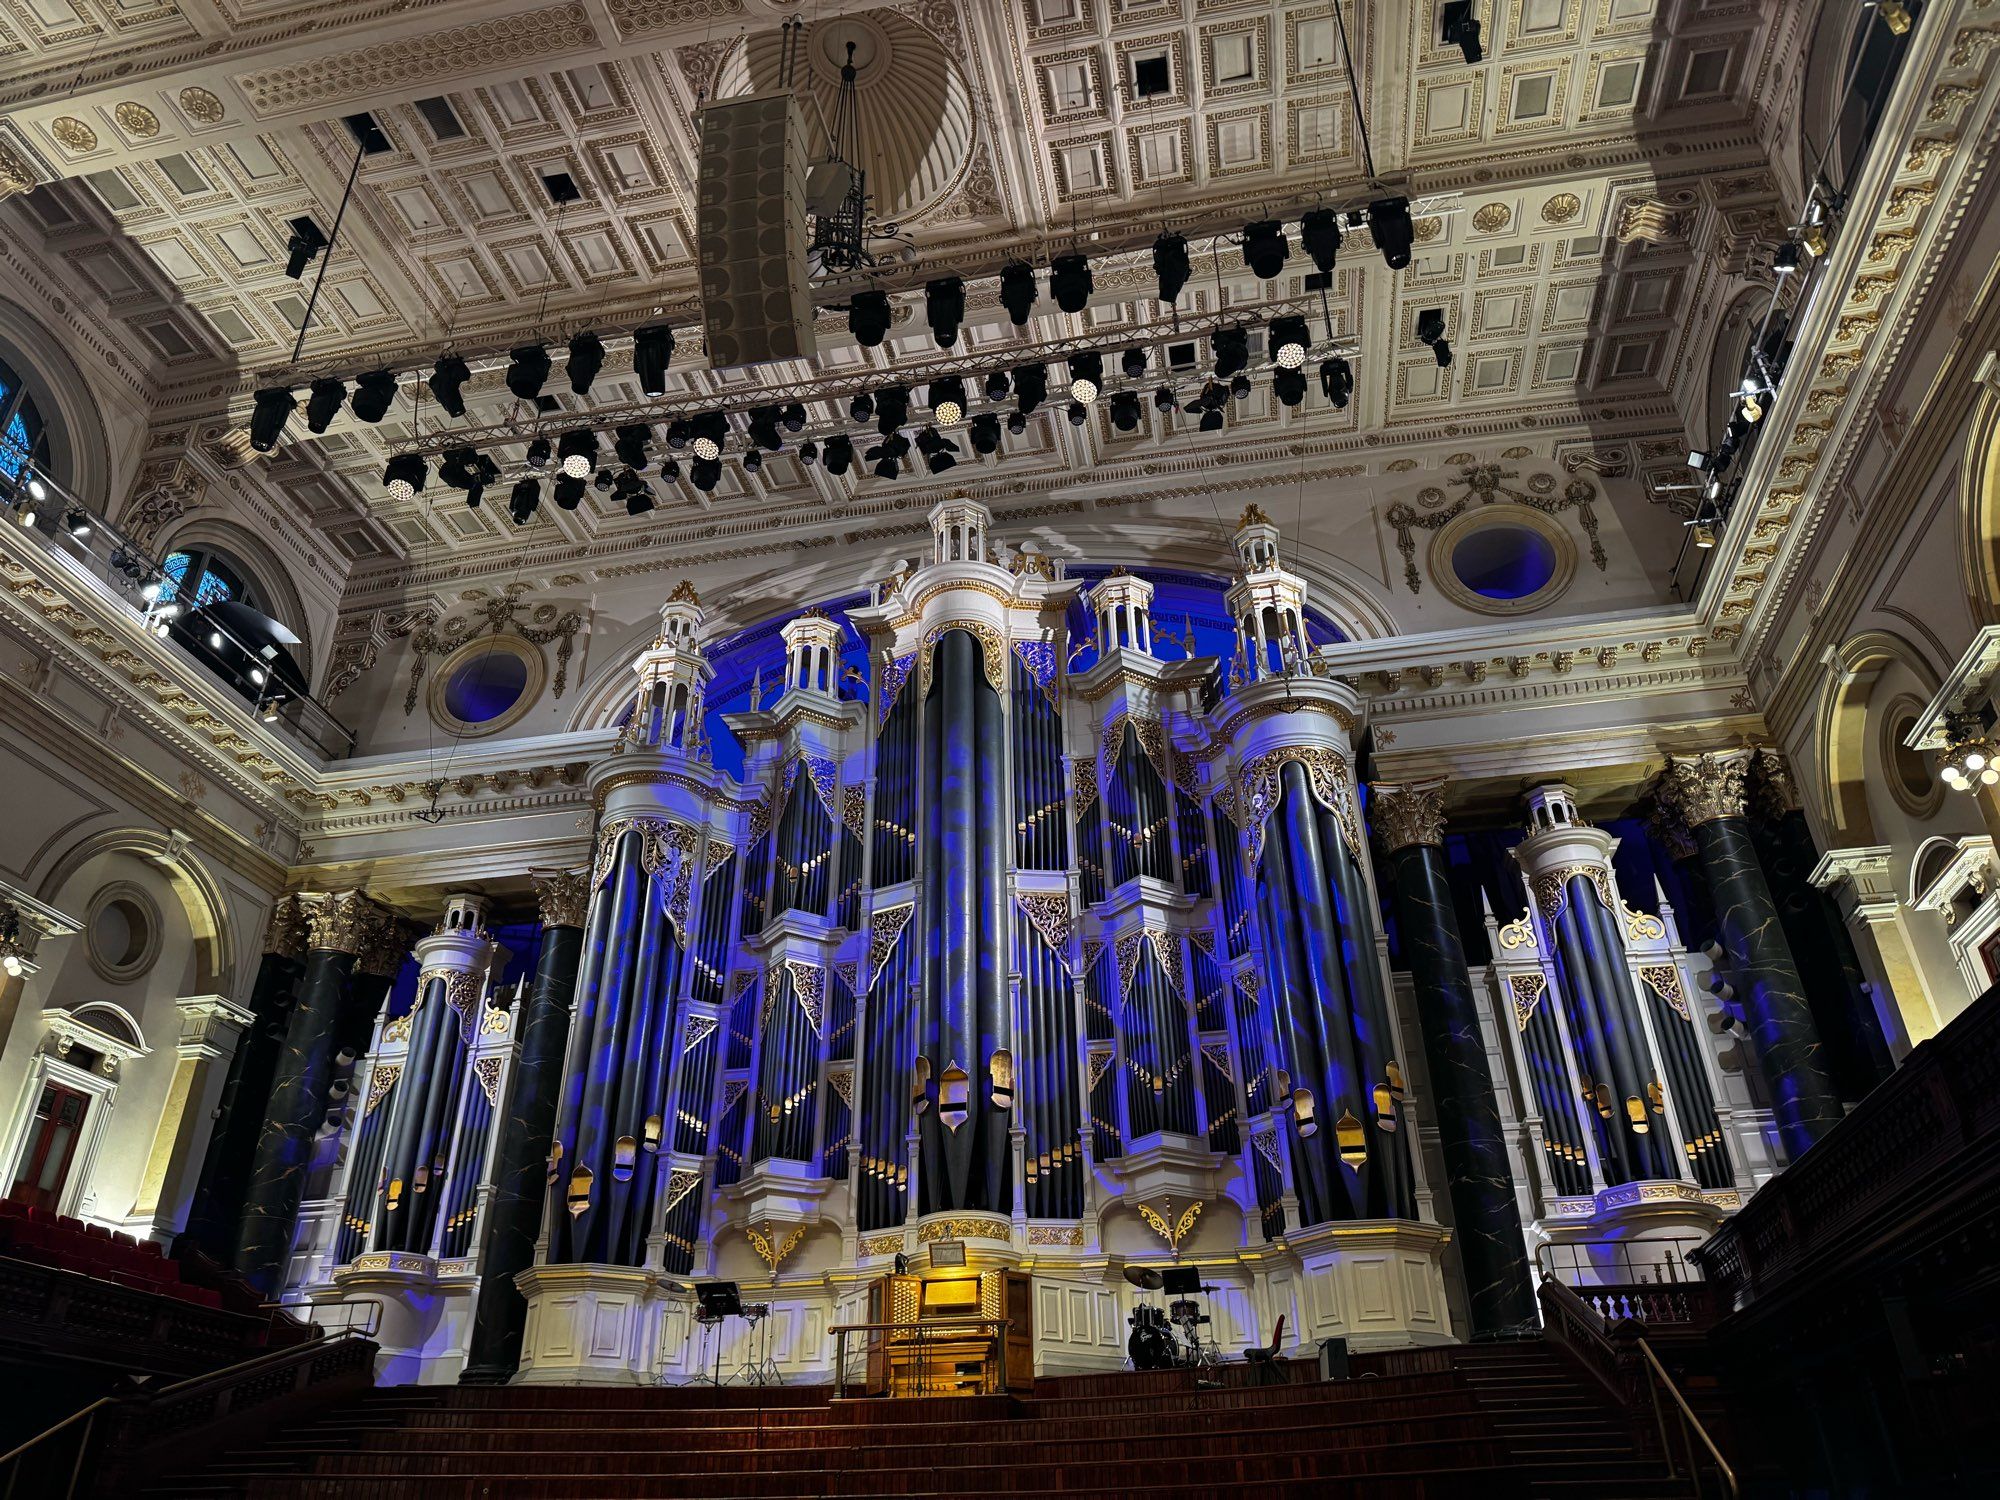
[156,548,251,610]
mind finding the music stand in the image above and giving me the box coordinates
[1160,1267,1201,1296]
[695,1281,741,1387]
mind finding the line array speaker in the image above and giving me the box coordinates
[696,91,818,369]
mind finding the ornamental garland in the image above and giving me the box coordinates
[1383,466,1606,595]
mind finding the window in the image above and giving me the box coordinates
[1429,507,1575,615]
[428,635,545,737]
[156,547,253,610]
[0,356,49,486]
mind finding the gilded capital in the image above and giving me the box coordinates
[1642,797,1697,863]
[358,914,420,979]
[1371,778,1449,853]
[533,869,592,930]
[305,890,378,955]
[1750,748,1801,821]
[1655,751,1752,828]
[263,892,309,961]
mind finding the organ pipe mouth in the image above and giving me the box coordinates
[546,1141,563,1186]
[568,1165,594,1218]
[1335,1109,1366,1168]
[939,1061,970,1130]
[1626,1096,1650,1134]
[613,1136,638,1182]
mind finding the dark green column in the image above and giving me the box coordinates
[233,891,385,1298]
[1659,753,1846,1160]
[462,871,589,1384]
[182,894,306,1261]
[1373,779,1538,1339]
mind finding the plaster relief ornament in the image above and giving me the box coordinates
[51,118,98,154]
[178,87,225,124]
[1385,464,1606,594]
[114,103,161,139]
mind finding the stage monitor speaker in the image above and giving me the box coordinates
[1317,1336,1350,1380]
[696,91,818,370]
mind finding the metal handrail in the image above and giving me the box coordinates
[1632,1330,1738,1496]
[0,1398,113,1499]
[1533,1233,1707,1285]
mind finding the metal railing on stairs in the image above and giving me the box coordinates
[1539,1274,1737,1498]
[0,1324,378,1499]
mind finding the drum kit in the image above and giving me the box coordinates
[1124,1265,1221,1380]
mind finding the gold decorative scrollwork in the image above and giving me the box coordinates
[1529,863,1620,926]
[1015,891,1075,967]
[785,959,825,1037]
[918,621,1009,698]
[744,1222,808,1271]
[866,903,914,991]
[917,1216,1010,1242]
[1073,756,1099,816]
[1496,914,1537,952]
[1238,745,1361,868]
[592,817,701,936]
[1137,1200,1203,1249]
[1027,1224,1085,1246]
[472,1055,504,1105]
[1623,904,1667,943]
[1638,965,1691,1019]
[1508,971,1549,1030]
[665,1168,704,1212]
[366,1064,401,1112]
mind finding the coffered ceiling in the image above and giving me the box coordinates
[0,0,1808,587]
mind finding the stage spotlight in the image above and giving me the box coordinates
[1109,391,1142,431]
[349,369,398,423]
[1154,385,1176,412]
[557,429,597,478]
[593,468,614,493]
[848,392,875,424]
[1300,208,1341,275]
[1213,326,1249,378]
[929,377,966,426]
[553,474,587,509]
[249,387,296,453]
[305,377,345,434]
[1441,2,1483,64]
[1369,198,1415,270]
[823,435,855,475]
[664,419,690,450]
[566,330,604,395]
[1006,411,1027,435]
[692,432,721,462]
[1272,367,1307,407]
[969,413,1002,454]
[1269,316,1310,370]
[509,476,541,524]
[429,354,471,417]
[914,427,959,474]
[1121,348,1147,380]
[620,475,655,517]
[781,402,807,432]
[1050,253,1092,314]
[526,436,552,469]
[867,433,910,479]
[659,456,681,482]
[747,406,784,451]
[1066,401,1088,427]
[743,448,763,472]
[632,324,674,395]
[1241,220,1288,280]
[691,412,729,461]
[690,458,721,492]
[1013,363,1049,414]
[614,426,651,469]
[925,277,965,347]
[382,453,427,500]
[874,386,911,434]
[1153,231,1190,305]
[1432,338,1453,369]
[1230,374,1252,401]
[848,290,892,347]
[284,217,328,280]
[1416,308,1446,346]
[999,261,1038,326]
[505,344,551,401]
[1199,406,1225,433]
[1068,352,1103,403]
[1319,356,1353,408]
[800,440,819,465]
[984,370,1010,402]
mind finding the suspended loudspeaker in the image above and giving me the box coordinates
[695,92,818,369]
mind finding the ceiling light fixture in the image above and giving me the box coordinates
[1050,253,1093,314]
[1108,391,1142,431]
[557,429,598,478]
[691,433,721,462]
[874,386,911,434]
[1121,348,1147,380]
[284,217,328,280]
[526,436,552,469]
[1066,400,1088,426]
[969,413,1002,454]
[1269,316,1310,369]
[1013,364,1049,414]
[1319,356,1353,408]
[747,405,784,451]
[1153,385,1176,412]
[690,459,721,492]
[1068,352,1103,403]
[925,277,965,347]
[1939,714,2000,791]
[1213,326,1249,378]
[848,290,892,347]
[566,330,605,395]
[1299,208,1341,275]
[929,376,967,426]
[1272,367,1307,407]
[999,261,1039,325]
[553,474,587,509]
[1368,197,1415,270]
[914,427,959,474]
[1240,220,1289,280]
[505,345,551,401]
[429,354,471,417]
[249,387,296,453]
[1152,232,1191,305]
[382,453,427,501]
[305,377,345,434]
[349,369,398,423]
[781,402,807,432]
[632,324,675,395]
[822,435,855,475]
[509,476,542,524]
[1441,2,1483,65]
[614,425,651,469]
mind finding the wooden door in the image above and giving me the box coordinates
[9,1080,90,1213]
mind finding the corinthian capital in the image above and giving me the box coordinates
[1371,777,1449,852]
[1655,751,1753,828]
[305,890,378,955]
[1749,748,1801,821]
[532,869,591,930]
[263,892,309,961]
[358,914,422,979]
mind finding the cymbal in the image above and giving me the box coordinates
[1123,1266,1165,1291]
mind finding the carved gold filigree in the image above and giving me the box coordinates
[744,1222,808,1271]
[1137,1200,1203,1249]
[1496,914,1537,952]
[917,1216,1010,1242]
[472,1055,504,1105]
[859,1233,905,1257]
[786,959,825,1037]
[533,869,591,929]
[1529,863,1620,925]
[593,816,700,934]
[1015,891,1074,967]
[1238,745,1361,867]
[866,903,915,990]
[1508,971,1549,1030]
[178,87,224,123]
[264,892,309,961]
[841,785,868,840]
[1370,779,1447,852]
[1655,752,1751,828]
[1028,1224,1085,1246]
[918,620,1009,697]
[366,1064,401,1112]
[664,1168,704,1213]
[307,890,379,955]
[1624,904,1667,943]
[1638,965,1691,1019]
[1073,756,1099,816]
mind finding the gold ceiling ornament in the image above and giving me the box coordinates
[1137,1198,1202,1250]
[1471,202,1511,232]
[532,868,591,929]
[1654,751,1752,828]
[1370,778,1449,852]
[50,117,97,153]
[1412,216,1444,243]
[177,87,224,124]
[1748,749,1801,821]
[1540,191,1582,224]
[114,103,160,139]
[0,139,42,200]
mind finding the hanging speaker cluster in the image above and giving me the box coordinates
[696,92,818,369]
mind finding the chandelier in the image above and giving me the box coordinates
[1938,713,1999,793]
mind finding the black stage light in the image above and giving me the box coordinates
[566,331,605,395]
[1154,385,1176,412]
[914,427,958,474]
[928,376,967,426]
[381,452,427,499]
[969,413,1002,454]
[659,457,681,482]
[1109,391,1142,431]
[1066,400,1088,426]
[1050,253,1092,314]
[632,324,674,395]
[925,277,965,347]
[848,290,892,347]
[1230,373,1252,401]
[349,369,398,423]
[614,425,651,469]
[1212,326,1249,378]
[1067,351,1103,403]
[463,453,499,509]
[1416,308,1446,346]
[781,402,807,432]
[1432,338,1453,369]
[438,448,476,488]
[556,428,597,479]
[1153,231,1190,305]
[1441,2,1483,65]
[305,377,345,434]
[823,435,855,475]
[747,406,784,450]
[1121,348,1147,380]
[799,440,819,465]
[553,474,587,509]
[664,419,690,450]
[526,436,552,469]
[849,392,875,423]
[284,217,328,280]
[984,370,1010,402]
[1300,208,1341,275]
[429,354,471,417]
[1006,411,1028,435]
[1241,220,1289,280]
[999,261,1038,325]
[690,458,721,492]
[1319,356,1353,408]
[1369,198,1415,270]
[867,433,910,478]
[593,468,614,492]
[505,344,551,401]
[249,387,295,453]
[509,476,541,524]
[1013,363,1049,414]
[622,481,655,518]
[1273,367,1307,407]
[1269,316,1311,370]
[1199,405,1225,432]
[1773,241,1802,275]
[743,449,763,472]
[874,386,910,434]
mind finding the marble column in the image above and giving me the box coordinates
[127,995,255,1241]
[1747,752,1894,1099]
[234,890,387,1297]
[462,871,588,1385]
[183,895,307,1260]
[1810,846,1944,1058]
[1657,753,1846,1160]
[1373,779,1537,1339]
